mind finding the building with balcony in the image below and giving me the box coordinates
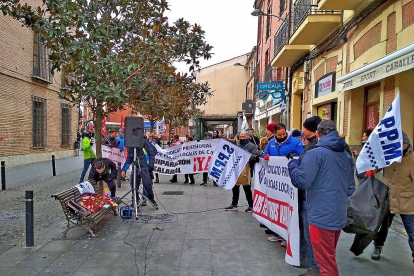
[264,0,414,149]
[253,0,290,132]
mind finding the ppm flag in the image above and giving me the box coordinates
[356,93,403,174]
[208,139,251,190]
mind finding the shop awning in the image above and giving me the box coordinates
[337,43,414,92]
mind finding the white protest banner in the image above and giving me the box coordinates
[153,139,220,175]
[102,145,128,168]
[208,139,251,190]
[75,181,95,194]
[252,157,300,266]
[356,93,403,173]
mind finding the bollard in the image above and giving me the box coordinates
[25,191,34,247]
[117,162,122,188]
[1,161,5,190]
[52,155,56,176]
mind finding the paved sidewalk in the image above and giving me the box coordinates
[0,173,413,276]
[2,154,84,188]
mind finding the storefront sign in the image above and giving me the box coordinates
[338,44,414,92]
[258,81,284,91]
[315,72,336,98]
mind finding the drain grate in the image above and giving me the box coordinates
[162,191,184,195]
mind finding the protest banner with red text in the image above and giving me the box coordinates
[102,145,129,169]
[153,140,220,175]
[253,157,300,266]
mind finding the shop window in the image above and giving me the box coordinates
[364,84,380,130]
[317,102,337,122]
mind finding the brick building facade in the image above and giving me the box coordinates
[0,0,79,167]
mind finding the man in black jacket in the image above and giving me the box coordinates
[88,158,118,197]
[224,132,261,213]
[121,140,157,208]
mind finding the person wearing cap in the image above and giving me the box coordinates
[79,131,96,183]
[266,122,278,141]
[288,120,355,276]
[116,129,125,152]
[368,131,414,263]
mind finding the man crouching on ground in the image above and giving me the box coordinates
[288,120,355,276]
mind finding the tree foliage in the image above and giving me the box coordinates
[1,0,213,156]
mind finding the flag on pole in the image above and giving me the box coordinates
[157,116,166,136]
[120,116,125,130]
[356,93,403,174]
[241,113,249,133]
[101,117,108,137]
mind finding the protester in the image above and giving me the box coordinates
[266,122,278,141]
[121,139,157,208]
[150,134,162,183]
[212,130,220,139]
[291,129,302,141]
[116,129,125,152]
[88,158,118,198]
[200,132,211,186]
[262,123,303,159]
[369,131,414,263]
[184,136,195,184]
[102,129,118,148]
[79,131,96,183]
[169,134,182,183]
[288,120,355,276]
[351,129,373,183]
[259,137,268,151]
[262,123,303,245]
[248,128,260,147]
[224,132,260,212]
[298,116,322,275]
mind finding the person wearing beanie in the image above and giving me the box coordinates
[266,122,278,141]
[291,129,302,141]
[297,115,322,275]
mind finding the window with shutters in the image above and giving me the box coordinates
[61,103,72,146]
[32,96,47,148]
[33,32,53,83]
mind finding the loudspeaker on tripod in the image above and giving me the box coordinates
[125,117,144,148]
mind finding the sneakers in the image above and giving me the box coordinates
[154,178,159,183]
[183,180,189,184]
[213,181,218,187]
[189,181,195,185]
[200,182,207,186]
[224,205,238,211]
[245,207,253,213]
[267,235,283,242]
[371,246,382,261]
[140,200,147,206]
[280,240,287,247]
[169,179,177,183]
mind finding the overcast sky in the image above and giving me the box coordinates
[166,0,258,72]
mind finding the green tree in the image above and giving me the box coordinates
[1,0,213,156]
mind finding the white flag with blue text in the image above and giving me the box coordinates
[156,116,166,136]
[356,93,403,174]
[208,139,251,190]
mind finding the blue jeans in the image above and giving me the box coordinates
[401,214,414,258]
[79,158,94,183]
[302,202,319,271]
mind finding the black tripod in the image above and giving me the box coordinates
[118,148,158,220]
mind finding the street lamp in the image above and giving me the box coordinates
[251,9,285,21]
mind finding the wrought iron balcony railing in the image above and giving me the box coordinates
[293,0,340,33]
[274,15,290,57]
